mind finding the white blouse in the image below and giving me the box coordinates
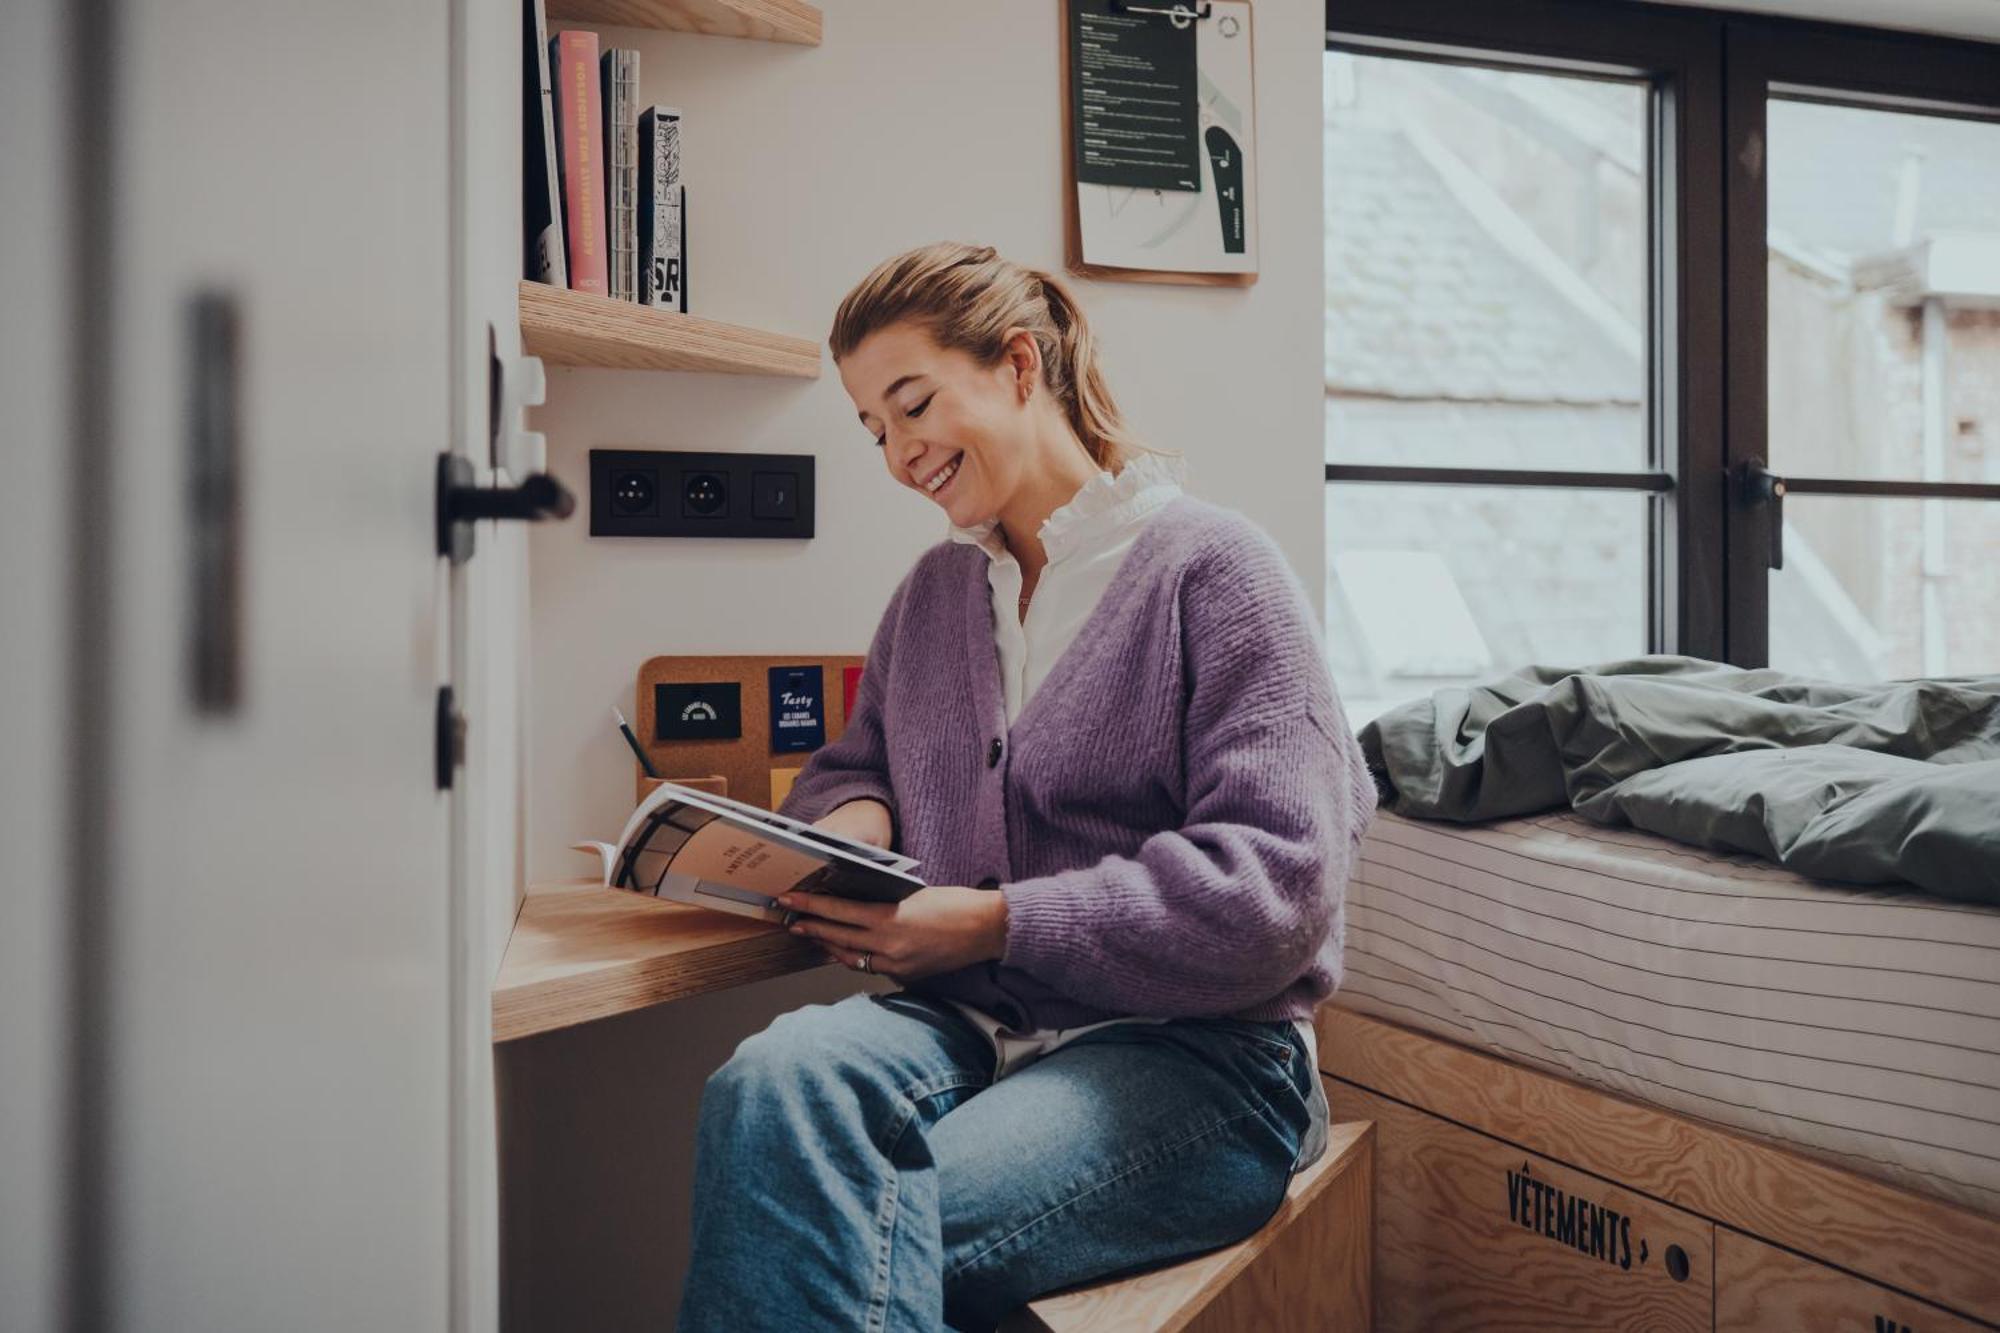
[938,452,1321,1084]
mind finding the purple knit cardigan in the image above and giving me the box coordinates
[779,495,1378,1030]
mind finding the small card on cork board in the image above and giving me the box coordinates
[635,654,866,810]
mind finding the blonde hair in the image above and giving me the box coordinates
[829,242,1147,472]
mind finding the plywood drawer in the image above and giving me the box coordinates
[1716,1229,1996,1332]
[1331,1082,1711,1333]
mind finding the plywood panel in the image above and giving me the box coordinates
[519,282,821,376]
[1002,1112,1372,1333]
[1329,1082,1711,1333]
[1321,1007,2000,1323]
[1716,1229,1994,1333]
[547,0,821,44]
[493,881,828,1042]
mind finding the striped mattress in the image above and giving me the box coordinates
[1338,810,2000,1215]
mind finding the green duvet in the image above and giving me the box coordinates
[1357,656,2000,904]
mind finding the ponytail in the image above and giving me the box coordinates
[829,242,1154,472]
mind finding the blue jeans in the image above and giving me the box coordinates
[676,990,1329,1333]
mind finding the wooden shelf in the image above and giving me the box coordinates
[518,281,822,378]
[546,0,820,45]
[493,881,830,1043]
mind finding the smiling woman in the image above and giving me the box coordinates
[673,242,1378,1333]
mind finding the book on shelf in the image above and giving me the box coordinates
[601,48,640,302]
[638,106,687,312]
[550,29,608,296]
[574,780,924,924]
[521,0,567,286]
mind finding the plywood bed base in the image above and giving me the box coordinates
[1316,1006,2000,1331]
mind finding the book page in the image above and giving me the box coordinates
[658,819,824,897]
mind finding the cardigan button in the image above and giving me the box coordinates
[977,877,999,891]
[987,738,1002,768]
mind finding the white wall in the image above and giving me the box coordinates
[527,0,1328,880]
[508,2,1327,1324]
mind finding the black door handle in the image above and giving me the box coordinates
[436,452,575,563]
[1737,459,1787,570]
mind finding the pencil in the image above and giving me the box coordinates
[613,706,659,779]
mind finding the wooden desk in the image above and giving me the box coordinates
[493,881,829,1043]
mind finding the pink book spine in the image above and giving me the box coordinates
[556,29,607,295]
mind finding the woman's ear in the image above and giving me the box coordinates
[1000,327,1040,404]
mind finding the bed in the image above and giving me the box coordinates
[1343,808,2000,1213]
[1320,811,2000,1332]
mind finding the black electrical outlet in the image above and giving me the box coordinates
[610,468,658,515]
[682,471,727,517]
[590,448,815,539]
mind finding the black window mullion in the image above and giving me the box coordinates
[1776,478,2000,502]
[1662,19,1726,663]
[1324,465,1671,491]
[1721,19,1772,666]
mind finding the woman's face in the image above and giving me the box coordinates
[838,320,1036,529]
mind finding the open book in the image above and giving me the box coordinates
[574,780,923,924]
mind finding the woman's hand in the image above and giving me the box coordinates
[777,885,1008,984]
[812,799,894,850]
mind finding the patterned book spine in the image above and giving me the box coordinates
[638,106,684,312]
[552,29,607,296]
[602,49,639,301]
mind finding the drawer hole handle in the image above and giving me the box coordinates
[1665,1243,1691,1283]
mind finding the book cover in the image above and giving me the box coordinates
[551,29,607,296]
[638,105,686,312]
[600,48,639,301]
[522,0,567,285]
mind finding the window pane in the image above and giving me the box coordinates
[1767,98,2000,482]
[1325,51,1649,472]
[1769,496,2000,680]
[1326,484,1649,723]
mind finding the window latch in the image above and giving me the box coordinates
[1738,460,1787,571]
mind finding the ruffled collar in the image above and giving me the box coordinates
[949,451,1187,566]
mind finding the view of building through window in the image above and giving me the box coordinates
[1764,98,2000,681]
[1323,52,1650,722]
[1326,55,2000,720]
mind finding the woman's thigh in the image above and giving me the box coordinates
[930,1017,1313,1329]
[707,989,996,1133]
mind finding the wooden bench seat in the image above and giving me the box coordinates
[1000,1116,1373,1333]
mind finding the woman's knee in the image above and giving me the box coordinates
[711,1001,833,1090]
[704,994,888,1101]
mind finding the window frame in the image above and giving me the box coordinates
[1324,0,2000,672]
[1720,16,2000,664]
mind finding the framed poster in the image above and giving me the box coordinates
[1063,0,1259,285]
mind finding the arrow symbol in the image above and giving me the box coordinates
[1640,1239,1650,1265]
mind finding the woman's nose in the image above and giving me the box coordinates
[890,429,925,474]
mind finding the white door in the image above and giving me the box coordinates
[0,1,74,1327]
[96,0,464,1327]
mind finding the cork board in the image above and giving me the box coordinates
[634,654,866,810]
